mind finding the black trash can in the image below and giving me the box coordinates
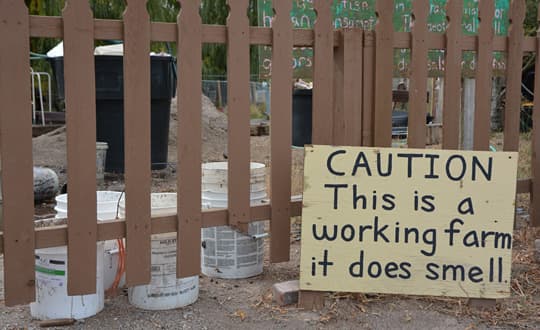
[49,55,176,172]
[292,89,312,147]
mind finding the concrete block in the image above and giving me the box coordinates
[272,280,299,306]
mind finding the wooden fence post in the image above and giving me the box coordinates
[473,0,494,151]
[123,0,152,286]
[177,0,203,278]
[373,0,394,148]
[0,0,35,306]
[299,0,333,310]
[270,0,293,263]
[227,0,251,233]
[408,0,429,148]
[63,0,98,295]
[503,0,525,152]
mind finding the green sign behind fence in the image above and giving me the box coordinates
[257,0,509,78]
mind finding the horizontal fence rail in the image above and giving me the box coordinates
[27,16,540,51]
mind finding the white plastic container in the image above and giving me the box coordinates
[119,193,199,310]
[54,191,122,221]
[201,162,267,279]
[96,142,108,181]
[30,244,105,320]
[54,191,124,294]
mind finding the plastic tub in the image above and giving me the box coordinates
[119,193,199,310]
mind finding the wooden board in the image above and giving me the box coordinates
[0,0,36,306]
[123,0,152,286]
[373,0,394,147]
[312,0,334,145]
[300,146,517,299]
[63,0,98,296]
[227,0,251,232]
[503,0,525,152]
[442,0,463,150]
[407,0,429,148]
[473,1,494,151]
[343,29,363,147]
[362,31,375,147]
[270,0,293,263]
[177,0,203,277]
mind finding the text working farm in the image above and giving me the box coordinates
[300,146,518,298]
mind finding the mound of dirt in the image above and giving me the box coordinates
[168,95,228,163]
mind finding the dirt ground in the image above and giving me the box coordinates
[1,96,539,329]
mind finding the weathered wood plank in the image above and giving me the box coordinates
[63,0,98,296]
[442,0,463,150]
[373,0,394,147]
[0,0,35,306]
[27,16,539,52]
[407,0,429,148]
[503,0,526,152]
[312,0,334,144]
[270,0,293,262]
[227,0,251,232]
[362,31,375,147]
[333,31,345,145]
[343,29,363,146]
[0,200,305,254]
[177,0,203,276]
[473,0,495,151]
[123,0,152,286]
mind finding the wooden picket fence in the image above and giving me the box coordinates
[0,0,539,307]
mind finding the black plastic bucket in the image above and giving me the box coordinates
[292,89,312,147]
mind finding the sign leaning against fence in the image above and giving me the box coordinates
[300,145,518,299]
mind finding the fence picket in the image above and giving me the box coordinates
[473,0,495,151]
[442,0,463,150]
[408,0,429,148]
[177,0,203,276]
[343,29,363,146]
[374,0,394,147]
[63,0,98,295]
[312,0,334,145]
[532,6,540,227]
[0,0,35,306]
[270,0,293,262]
[227,0,251,232]
[503,0,526,152]
[123,0,152,286]
[333,32,345,145]
[363,31,375,147]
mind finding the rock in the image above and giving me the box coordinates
[33,166,59,202]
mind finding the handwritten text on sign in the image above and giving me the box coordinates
[300,146,517,298]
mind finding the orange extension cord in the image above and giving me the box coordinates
[106,239,125,296]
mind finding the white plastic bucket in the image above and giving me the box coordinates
[30,244,105,320]
[96,142,108,181]
[119,193,199,310]
[53,191,124,293]
[54,191,122,221]
[201,162,267,279]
